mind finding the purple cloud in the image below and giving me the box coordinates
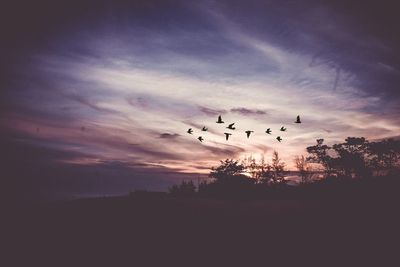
[159,133,180,139]
[198,106,227,116]
[231,108,267,115]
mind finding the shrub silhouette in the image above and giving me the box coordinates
[169,180,196,197]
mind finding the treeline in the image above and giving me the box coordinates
[169,137,400,198]
[307,137,400,178]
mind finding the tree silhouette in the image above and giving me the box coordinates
[271,151,285,184]
[368,139,400,175]
[256,156,274,184]
[207,159,254,197]
[332,137,370,178]
[294,155,313,183]
[306,137,400,179]
[242,155,274,184]
[169,137,400,199]
[306,139,335,176]
[243,156,260,181]
[209,159,246,181]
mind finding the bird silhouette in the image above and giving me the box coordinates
[280,126,287,131]
[202,126,208,131]
[276,136,282,142]
[295,115,301,123]
[187,128,193,134]
[216,115,224,124]
[81,126,86,132]
[224,133,232,141]
[198,136,204,142]
[245,130,254,138]
[265,128,272,134]
[227,123,235,130]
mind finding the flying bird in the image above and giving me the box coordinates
[216,115,224,124]
[81,126,86,132]
[224,133,232,141]
[202,126,208,131]
[187,128,193,134]
[198,136,204,142]
[276,136,282,142]
[280,126,287,132]
[227,123,236,130]
[265,128,272,134]
[295,115,301,124]
[245,130,254,138]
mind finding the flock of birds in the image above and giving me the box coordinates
[187,115,302,143]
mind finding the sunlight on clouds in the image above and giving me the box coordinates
[7,2,399,175]
[26,50,399,171]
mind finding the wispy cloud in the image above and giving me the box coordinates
[231,107,267,115]
[2,0,400,194]
[159,133,180,139]
[198,106,227,116]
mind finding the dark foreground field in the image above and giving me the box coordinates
[4,180,400,266]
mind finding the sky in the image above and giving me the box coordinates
[1,0,400,199]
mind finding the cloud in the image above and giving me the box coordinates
[202,143,246,159]
[3,0,400,197]
[2,134,203,200]
[126,96,149,108]
[182,120,221,135]
[230,107,267,115]
[159,133,180,139]
[198,106,227,116]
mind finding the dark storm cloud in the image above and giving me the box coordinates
[230,107,267,116]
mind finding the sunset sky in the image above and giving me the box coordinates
[2,0,400,198]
